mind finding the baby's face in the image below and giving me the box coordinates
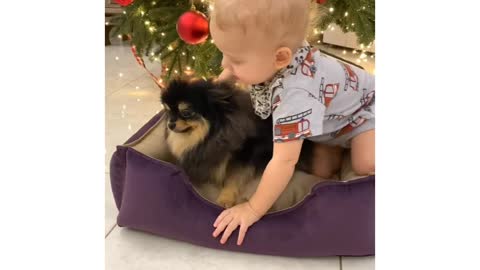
[210,23,279,85]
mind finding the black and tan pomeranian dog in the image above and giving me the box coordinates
[160,78,313,208]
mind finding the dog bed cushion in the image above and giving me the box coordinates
[110,111,375,257]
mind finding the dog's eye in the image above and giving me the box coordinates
[180,110,195,118]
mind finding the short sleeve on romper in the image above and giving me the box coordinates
[272,88,326,143]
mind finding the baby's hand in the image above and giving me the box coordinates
[212,201,261,245]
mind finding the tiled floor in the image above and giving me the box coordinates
[105,43,375,269]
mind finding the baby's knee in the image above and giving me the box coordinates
[352,157,375,176]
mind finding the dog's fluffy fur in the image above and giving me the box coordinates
[161,78,276,207]
[161,78,313,208]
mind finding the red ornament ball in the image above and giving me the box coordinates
[316,0,327,4]
[176,10,210,45]
[114,0,134,7]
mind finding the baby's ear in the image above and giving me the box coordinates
[275,47,293,69]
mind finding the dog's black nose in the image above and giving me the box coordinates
[168,122,176,130]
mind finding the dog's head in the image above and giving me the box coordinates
[160,78,237,136]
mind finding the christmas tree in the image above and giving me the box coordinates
[109,0,374,83]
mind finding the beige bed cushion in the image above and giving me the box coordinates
[127,114,368,212]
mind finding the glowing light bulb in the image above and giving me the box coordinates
[182,52,186,56]
[192,56,196,60]
[150,52,155,56]
[210,39,215,43]
[119,73,123,77]
[145,21,150,26]
[329,7,334,12]
[186,66,191,70]
[135,86,140,90]
[174,70,178,74]
[105,22,109,25]
[154,57,159,61]
[117,35,122,39]
[345,12,348,17]
[123,11,126,14]
[149,26,155,32]
[342,50,347,55]
[161,32,165,36]
[115,56,119,60]
[168,45,173,51]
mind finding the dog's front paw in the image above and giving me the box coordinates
[216,193,236,208]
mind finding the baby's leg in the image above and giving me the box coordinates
[311,143,344,179]
[351,129,375,175]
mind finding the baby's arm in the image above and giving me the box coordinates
[248,140,303,216]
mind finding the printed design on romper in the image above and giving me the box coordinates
[274,109,313,142]
[334,116,367,138]
[318,77,340,107]
[300,50,317,78]
[286,46,312,76]
[272,95,281,112]
[361,89,375,106]
[339,62,359,91]
[325,114,346,121]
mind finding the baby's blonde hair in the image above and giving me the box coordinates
[212,0,311,50]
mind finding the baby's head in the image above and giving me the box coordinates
[210,0,311,85]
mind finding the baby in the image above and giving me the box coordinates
[210,0,375,245]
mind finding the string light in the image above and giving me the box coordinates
[149,26,155,32]
[105,22,109,26]
[161,32,165,36]
[174,70,179,74]
[210,39,215,43]
[344,12,348,17]
[150,52,155,56]
[342,50,347,55]
[123,11,126,14]
[182,52,186,56]
[209,4,214,11]
[122,105,127,110]
[356,59,361,63]
[360,44,365,49]
[186,66,191,70]
[314,28,319,35]
[135,86,140,90]
[128,124,132,130]
[145,21,150,26]
[154,57,159,61]
[360,53,367,59]
[192,56,196,60]
[141,11,145,16]
[115,56,119,60]
[329,7,334,12]
[117,35,122,39]
[168,45,173,51]
[363,6,366,10]
[330,26,335,31]
[317,40,321,44]
[137,98,141,102]
[152,1,156,4]
[352,50,357,54]
[351,23,355,26]
[119,73,124,77]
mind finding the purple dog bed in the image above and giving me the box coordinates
[110,112,375,257]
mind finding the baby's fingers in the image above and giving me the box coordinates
[237,224,249,246]
[213,210,231,227]
[221,219,240,244]
[212,214,233,238]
